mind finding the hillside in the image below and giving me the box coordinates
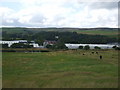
[1,27,118,33]
[1,27,119,44]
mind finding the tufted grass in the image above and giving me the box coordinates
[2,50,118,88]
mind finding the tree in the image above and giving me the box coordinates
[79,46,83,49]
[46,42,68,50]
[11,43,33,48]
[115,47,120,50]
[112,45,117,49]
[84,45,90,50]
[2,44,8,48]
[46,44,53,49]
[112,46,120,50]
[50,43,67,50]
[54,42,68,50]
[94,46,101,49]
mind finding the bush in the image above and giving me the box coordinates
[79,46,83,49]
[115,47,120,50]
[55,43,68,49]
[112,45,117,49]
[46,44,53,49]
[1,44,9,48]
[46,42,68,50]
[11,43,33,48]
[94,46,101,49]
[84,45,90,50]
[112,45,120,50]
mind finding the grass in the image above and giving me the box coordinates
[74,30,118,35]
[2,28,119,37]
[73,30,119,38]
[0,52,2,89]
[2,50,118,88]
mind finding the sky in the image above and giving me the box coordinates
[0,0,119,28]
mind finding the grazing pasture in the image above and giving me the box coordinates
[74,30,119,38]
[2,50,118,88]
[75,30,118,35]
[2,27,119,38]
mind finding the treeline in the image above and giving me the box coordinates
[0,43,33,48]
[2,31,118,45]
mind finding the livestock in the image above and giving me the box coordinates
[92,52,94,54]
[96,52,98,54]
[100,55,102,59]
[83,53,85,55]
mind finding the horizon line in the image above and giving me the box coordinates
[0,26,119,28]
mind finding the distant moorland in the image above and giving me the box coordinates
[1,27,119,44]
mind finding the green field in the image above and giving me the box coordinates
[73,30,119,38]
[2,27,119,36]
[0,51,2,89]
[2,50,118,88]
[75,30,118,35]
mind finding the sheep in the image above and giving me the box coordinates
[96,52,98,54]
[100,55,102,59]
[92,52,94,54]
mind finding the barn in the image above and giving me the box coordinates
[65,44,119,49]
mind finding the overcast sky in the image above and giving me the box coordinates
[0,0,119,28]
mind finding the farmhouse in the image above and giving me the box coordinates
[43,40,57,47]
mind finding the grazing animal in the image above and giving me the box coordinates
[100,55,102,59]
[92,52,94,54]
[83,53,85,55]
[96,52,98,54]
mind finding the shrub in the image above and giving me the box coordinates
[94,46,101,49]
[112,45,117,49]
[79,46,83,49]
[46,44,53,49]
[84,45,90,50]
[11,43,33,48]
[1,44,9,48]
[112,45,120,50]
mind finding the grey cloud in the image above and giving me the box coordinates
[53,16,65,23]
[2,14,47,27]
[118,2,120,28]
[2,18,41,27]
[1,1,118,28]
[90,2,118,9]
[29,14,46,24]
[2,18,22,26]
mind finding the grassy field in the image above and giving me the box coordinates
[74,30,118,35]
[0,52,2,89]
[2,50,118,88]
[2,27,119,37]
[73,30,119,38]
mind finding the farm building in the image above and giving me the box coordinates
[43,40,57,47]
[0,40,19,47]
[65,44,119,49]
[0,40,39,48]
